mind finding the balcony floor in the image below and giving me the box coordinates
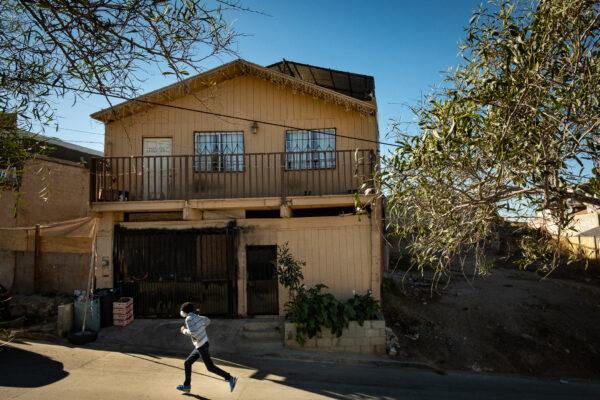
[90,194,373,213]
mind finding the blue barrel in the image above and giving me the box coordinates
[74,298,101,332]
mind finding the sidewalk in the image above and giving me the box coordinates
[91,319,437,372]
[2,340,600,400]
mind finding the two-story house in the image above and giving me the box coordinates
[90,59,383,318]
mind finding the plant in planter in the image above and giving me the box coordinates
[276,243,381,345]
[346,290,381,325]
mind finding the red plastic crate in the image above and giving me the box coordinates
[113,315,134,327]
[113,297,133,311]
[113,297,133,326]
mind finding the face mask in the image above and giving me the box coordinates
[180,311,188,318]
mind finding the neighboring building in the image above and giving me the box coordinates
[90,59,383,318]
[0,133,102,227]
[533,201,599,238]
[532,200,599,260]
[0,134,103,293]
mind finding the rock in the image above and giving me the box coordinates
[7,316,26,328]
[471,363,482,373]
[9,304,26,319]
[385,327,400,353]
[9,294,71,320]
[521,333,534,341]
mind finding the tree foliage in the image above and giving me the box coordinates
[276,242,305,296]
[383,0,600,279]
[1,0,243,175]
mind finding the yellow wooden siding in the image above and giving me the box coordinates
[105,75,377,157]
[236,216,374,315]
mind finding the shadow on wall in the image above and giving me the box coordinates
[0,343,69,387]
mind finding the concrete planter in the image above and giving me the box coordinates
[284,320,386,355]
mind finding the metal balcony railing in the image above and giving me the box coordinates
[90,149,376,202]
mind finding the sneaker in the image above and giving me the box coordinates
[228,376,237,392]
[176,384,191,392]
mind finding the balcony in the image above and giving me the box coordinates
[90,149,376,203]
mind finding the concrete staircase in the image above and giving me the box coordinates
[242,316,284,344]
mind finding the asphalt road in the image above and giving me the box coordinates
[1,340,600,400]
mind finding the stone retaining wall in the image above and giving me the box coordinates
[284,320,386,355]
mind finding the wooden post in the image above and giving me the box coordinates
[34,224,41,292]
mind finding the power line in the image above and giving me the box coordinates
[38,82,401,148]
[39,126,105,136]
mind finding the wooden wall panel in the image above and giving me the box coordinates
[105,75,378,158]
[240,216,374,312]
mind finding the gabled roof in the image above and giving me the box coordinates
[91,59,376,123]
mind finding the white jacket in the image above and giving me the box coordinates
[182,312,210,348]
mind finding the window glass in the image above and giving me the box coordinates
[194,132,244,171]
[285,128,336,170]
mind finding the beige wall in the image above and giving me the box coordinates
[0,158,91,293]
[0,191,17,227]
[0,158,91,227]
[95,213,382,316]
[238,215,378,316]
[105,75,378,157]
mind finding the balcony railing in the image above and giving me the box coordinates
[90,149,376,202]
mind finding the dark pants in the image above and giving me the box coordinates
[184,342,231,386]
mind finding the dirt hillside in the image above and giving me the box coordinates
[383,265,600,379]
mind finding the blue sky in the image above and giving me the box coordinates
[43,0,484,154]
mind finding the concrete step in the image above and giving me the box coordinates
[242,330,283,341]
[242,321,282,332]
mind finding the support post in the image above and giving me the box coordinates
[34,224,41,292]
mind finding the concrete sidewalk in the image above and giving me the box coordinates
[2,340,600,399]
[91,318,415,370]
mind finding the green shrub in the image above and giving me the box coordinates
[286,286,381,345]
[276,244,382,345]
[276,242,305,294]
[346,290,381,324]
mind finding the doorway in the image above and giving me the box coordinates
[246,245,279,316]
[143,137,172,200]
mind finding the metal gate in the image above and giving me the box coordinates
[113,224,238,317]
[246,245,279,315]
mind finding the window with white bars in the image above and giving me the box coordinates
[194,132,244,172]
[285,128,336,170]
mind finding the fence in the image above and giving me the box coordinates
[112,225,238,317]
[561,235,600,260]
[90,149,376,202]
